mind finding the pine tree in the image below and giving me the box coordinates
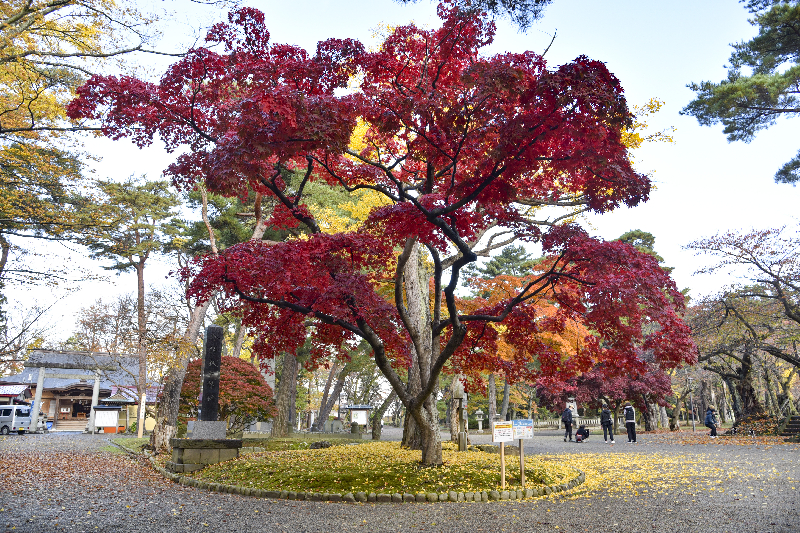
[683,1,800,184]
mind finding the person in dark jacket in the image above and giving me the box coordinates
[575,424,589,442]
[704,405,718,437]
[562,406,573,442]
[623,402,636,443]
[600,404,615,443]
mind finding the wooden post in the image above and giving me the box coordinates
[519,438,525,486]
[500,441,506,490]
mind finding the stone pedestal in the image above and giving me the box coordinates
[165,438,243,473]
[192,420,228,439]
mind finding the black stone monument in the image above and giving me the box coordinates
[200,324,223,422]
[166,325,241,473]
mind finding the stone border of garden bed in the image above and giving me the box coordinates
[108,439,585,503]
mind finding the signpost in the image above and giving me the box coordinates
[492,419,535,490]
[492,421,514,489]
[513,419,534,486]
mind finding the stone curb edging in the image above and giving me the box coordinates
[107,439,586,503]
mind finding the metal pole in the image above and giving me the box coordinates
[519,438,525,486]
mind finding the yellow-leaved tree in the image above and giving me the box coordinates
[0,1,159,284]
[0,1,164,373]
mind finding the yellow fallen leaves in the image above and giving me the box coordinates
[647,433,789,447]
[189,441,574,494]
[541,450,789,501]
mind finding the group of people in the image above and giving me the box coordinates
[560,403,720,443]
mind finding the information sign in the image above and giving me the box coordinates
[492,421,514,443]
[512,419,534,439]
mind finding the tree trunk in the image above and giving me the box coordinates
[761,361,781,417]
[0,234,10,281]
[641,395,654,431]
[410,398,442,465]
[313,360,338,431]
[779,367,798,416]
[402,395,440,453]
[487,373,497,423]
[393,240,446,465]
[737,342,764,418]
[401,371,423,449]
[313,361,351,431]
[718,382,727,423]
[500,379,510,420]
[231,321,246,359]
[698,380,709,417]
[709,381,717,409]
[371,389,397,440]
[135,261,147,439]
[400,242,438,453]
[659,405,669,429]
[650,403,660,429]
[271,352,298,437]
[315,361,338,428]
[289,367,298,431]
[150,297,212,453]
[670,395,684,431]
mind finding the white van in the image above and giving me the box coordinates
[0,404,31,434]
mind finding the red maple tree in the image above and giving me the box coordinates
[180,356,276,437]
[69,3,696,464]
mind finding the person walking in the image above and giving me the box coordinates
[600,404,615,443]
[561,405,573,442]
[623,402,637,443]
[705,405,718,438]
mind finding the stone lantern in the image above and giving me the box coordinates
[475,409,485,433]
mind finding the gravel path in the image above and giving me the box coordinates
[0,430,797,533]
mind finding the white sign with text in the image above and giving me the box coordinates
[492,421,514,443]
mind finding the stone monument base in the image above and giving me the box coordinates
[191,420,228,439]
[166,438,243,473]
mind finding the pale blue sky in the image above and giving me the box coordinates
[16,0,798,338]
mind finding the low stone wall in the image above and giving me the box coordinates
[110,439,585,503]
[165,438,243,474]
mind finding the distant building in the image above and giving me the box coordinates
[0,384,31,405]
[0,350,156,433]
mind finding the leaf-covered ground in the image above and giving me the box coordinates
[545,450,796,501]
[1,432,798,532]
[183,441,575,493]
